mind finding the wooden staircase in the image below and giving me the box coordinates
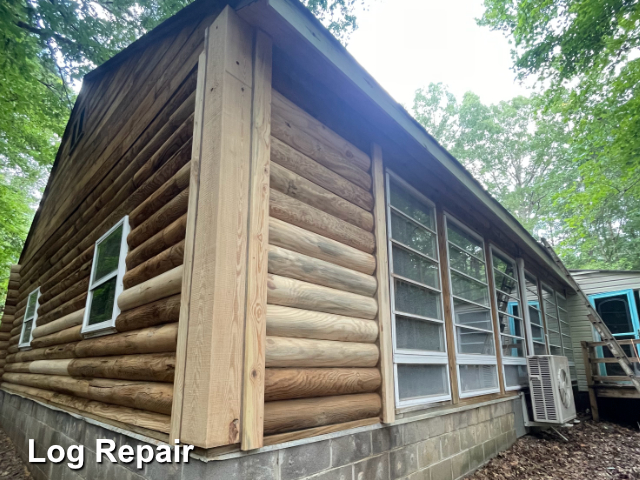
[540,239,640,418]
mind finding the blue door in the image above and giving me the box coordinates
[588,290,640,376]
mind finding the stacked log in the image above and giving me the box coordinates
[0,265,21,377]
[0,22,203,436]
[263,90,382,436]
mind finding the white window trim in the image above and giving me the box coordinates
[81,216,130,338]
[524,270,548,355]
[489,245,527,391]
[541,282,563,356]
[18,287,41,350]
[386,171,452,408]
[444,213,500,399]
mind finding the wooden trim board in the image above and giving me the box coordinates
[241,28,273,451]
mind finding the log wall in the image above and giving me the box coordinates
[0,10,220,438]
[262,90,382,436]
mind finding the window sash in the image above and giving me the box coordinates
[386,172,451,408]
[82,216,130,337]
[19,288,40,349]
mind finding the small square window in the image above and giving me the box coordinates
[19,288,40,349]
[82,216,130,338]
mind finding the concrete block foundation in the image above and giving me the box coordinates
[0,390,523,480]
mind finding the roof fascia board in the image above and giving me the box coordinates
[243,0,571,288]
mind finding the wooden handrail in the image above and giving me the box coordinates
[585,339,640,348]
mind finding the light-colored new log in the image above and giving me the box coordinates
[269,218,375,275]
[31,325,82,349]
[32,309,84,339]
[270,189,375,254]
[265,336,379,368]
[115,294,180,332]
[268,245,376,297]
[263,393,381,435]
[267,274,378,319]
[1,383,170,433]
[266,305,378,343]
[264,368,381,401]
[270,163,373,231]
[117,265,183,312]
[3,373,173,415]
[5,359,72,376]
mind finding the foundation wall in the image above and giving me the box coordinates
[0,390,521,480]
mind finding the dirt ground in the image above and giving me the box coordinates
[466,414,640,479]
[0,428,31,479]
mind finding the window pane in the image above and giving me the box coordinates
[457,327,495,355]
[546,314,560,332]
[544,301,557,319]
[524,275,539,302]
[504,365,528,388]
[21,320,33,345]
[549,330,562,346]
[550,345,562,356]
[533,342,546,355]
[492,253,516,278]
[454,299,492,330]
[498,314,523,337]
[392,246,439,289]
[88,277,117,326]
[459,364,498,393]
[389,181,435,230]
[501,336,525,357]
[94,225,124,282]
[562,334,572,349]
[396,316,445,352]
[451,272,489,306]
[494,271,518,298]
[564,347,575,362]
[495,292,520,316]
[557,295,567,310]
[449,247,486,282]
[447,223,484,259]
[558,308,568,323]
[531,324,545,343]
[529,305,542,326]
[397,364,448,400]
[394,280,441,319]
[542,287,556,307]
[25,292,38,320]
[390,212,437,258]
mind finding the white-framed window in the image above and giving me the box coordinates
[386,171,451,407]
[82,216,130,338]
[524,272,547,355]
[489,247,528,390]
[19,288,40,349]
[542,284,563,356]
[444,214,499,398]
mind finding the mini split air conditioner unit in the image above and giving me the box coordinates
[527,355,576,424]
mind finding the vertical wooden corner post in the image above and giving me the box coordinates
[484,245,506,395]
[170,5,273,449]
[371,144,395,424]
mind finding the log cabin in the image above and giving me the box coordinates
[0,0,590,478]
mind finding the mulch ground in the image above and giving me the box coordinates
[466,414,640,479]
[0,428,31,479]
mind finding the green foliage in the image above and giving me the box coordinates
[413,84,575,234]
[478,0,640,270]
[0,0,363,307]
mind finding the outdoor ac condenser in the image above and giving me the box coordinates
[527,355,577,424]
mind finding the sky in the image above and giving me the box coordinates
[346,0,532,110]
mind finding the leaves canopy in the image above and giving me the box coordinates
[477,0,640,269]
[0,0,363,305]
